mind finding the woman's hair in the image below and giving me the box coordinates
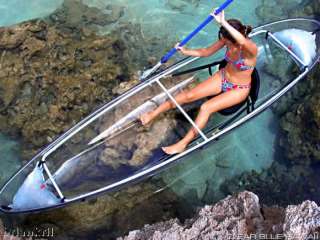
[218,19,252,43]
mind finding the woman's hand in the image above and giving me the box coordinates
[175,43,187,54]
[211,9,226,26]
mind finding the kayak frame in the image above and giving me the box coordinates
[1,18,319,214]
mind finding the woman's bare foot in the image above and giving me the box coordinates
[162,141,187,155]
[139,111,155,125]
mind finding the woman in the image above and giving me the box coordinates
[140,11,258,155]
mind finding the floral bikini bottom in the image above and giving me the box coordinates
[220,69,251,92]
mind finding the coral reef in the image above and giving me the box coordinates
[0,19,132,159]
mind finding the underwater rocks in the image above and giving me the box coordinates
[256,0,320,165]
[49,0,166,68]
[220,160,320,208]
[0,18,137,159]
[166,0,200,11]
[272,58,320,165]
[288,0,320,18]
[99,114,178,168]
[47,0,124,31]
[0,0,169,160]
[119,191,320,240]
[18,181,186,239]
[255,0,304,23]
[166,0,188,11]
[98,76,192,169]
[279,91,320,165]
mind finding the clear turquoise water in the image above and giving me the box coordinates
[0,0,310,238]
[0,134,21,185]
[0,0,277,185]
[0,0,63,26]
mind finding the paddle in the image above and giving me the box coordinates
[140,0,234,81]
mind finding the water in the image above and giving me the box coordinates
[0,134,21,184]
[0,0,63,26]
[0,0,316,239]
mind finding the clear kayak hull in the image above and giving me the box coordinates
[1,18,320,213]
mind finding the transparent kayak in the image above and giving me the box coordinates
[1,18,319,213]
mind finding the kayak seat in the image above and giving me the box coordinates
[213,60,260,116]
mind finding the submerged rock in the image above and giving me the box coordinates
[119,191,320,240]
[256,0,320,166]
[288,0,320,18]
[0,19,133,159]
[15,180,186,239]
[0,0,171,162]
[99,114,178,168]
[166,0,188,11]
[47,0,117,30]
[220,159,320,209]
[279,91,320,165]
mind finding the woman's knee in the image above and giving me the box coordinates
[185,91,196,102]
[200,102,215,115]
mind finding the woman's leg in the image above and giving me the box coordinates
[162,88,250,154]
[140,71,223,125]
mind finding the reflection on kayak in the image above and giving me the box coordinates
[0,18,319,213]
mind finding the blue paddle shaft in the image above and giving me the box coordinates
[160,0,234,64]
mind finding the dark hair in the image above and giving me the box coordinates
[218,19,252,43]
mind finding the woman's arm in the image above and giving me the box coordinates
[176,39,225,57]
[213,11,257,57]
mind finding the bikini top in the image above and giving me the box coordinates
[224,47,255,71]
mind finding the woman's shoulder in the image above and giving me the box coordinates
[244,38,258,57]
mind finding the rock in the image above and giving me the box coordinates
[220,158,320,209]
[289,0,320,17]
[0,27,26,49]
[279,91,320,165]
[284,200,320,239]
[119,191,265,239]
[255,5,284,23]
[256,0,320,166]
[255,0,305,23]
[20,181,184,239]
[98,109,178,169]
[119,191,320,240]
[21,36,46,58]
[166,0,188,11]
[47,0,112,31]
[0,17,141,159]
[105,4,125,23]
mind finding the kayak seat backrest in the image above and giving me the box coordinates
[216,60,260,116]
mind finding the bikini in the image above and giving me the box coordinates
[221,47,254,92]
